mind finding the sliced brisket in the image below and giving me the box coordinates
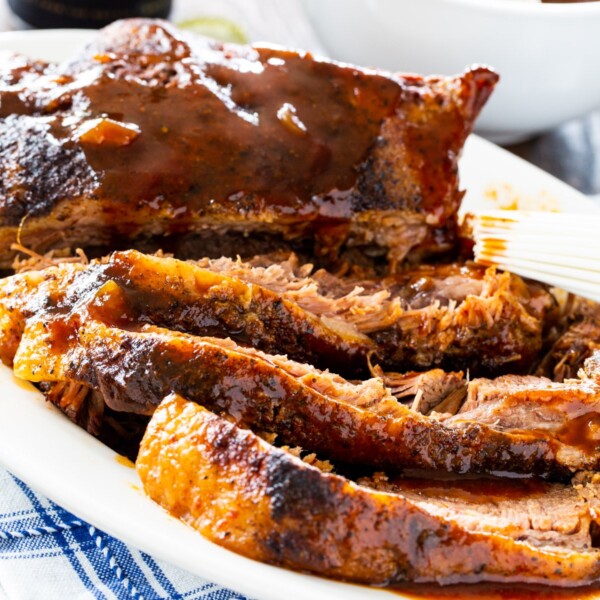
[536,311,600,382]
[197,255,558,375]
[12,307,600,478]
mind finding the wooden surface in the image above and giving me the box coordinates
[506,109,600,198]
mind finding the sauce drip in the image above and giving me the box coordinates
[556,412,600,456]
[115,454,135,468]
[390,475,549,503]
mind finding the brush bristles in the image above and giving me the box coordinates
[472,211,600,303]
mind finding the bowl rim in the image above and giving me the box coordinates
[438,0,600,15]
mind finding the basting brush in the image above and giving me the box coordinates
[471,210,600,303]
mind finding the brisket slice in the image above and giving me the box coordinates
[536,312,600,382]
[368,263,557,374]
[197,254,558,374]
[13,306,600,477]
[0,250,556,376]
[137,394,600,586]
[0,18,497,269]
[446,358,600,471]
[0,261,86,365]
[0,250,373,375]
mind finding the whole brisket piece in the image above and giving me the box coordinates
[137,394,600,586]
[0,19,497,269]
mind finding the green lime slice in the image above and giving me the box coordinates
[178,17,248,44]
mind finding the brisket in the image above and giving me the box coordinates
[197,255,558,374]
[536,312,600,382]
[0,19,497,269]
[0,250,373,375]
[12,309,600,478]
[0,251,556,376]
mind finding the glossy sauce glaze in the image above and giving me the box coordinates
[139,396,600,589]
[76,53,399,222]
[0,27,399,224]
[556,412,600,456]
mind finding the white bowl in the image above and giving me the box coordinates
[303,0,600,143]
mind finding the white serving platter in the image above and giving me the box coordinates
[0,29,598,600]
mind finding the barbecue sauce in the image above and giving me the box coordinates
[556,412,600,456]
[77,48,401,222]
[388,474,550,502]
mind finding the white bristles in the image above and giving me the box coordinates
[472,211,600,303]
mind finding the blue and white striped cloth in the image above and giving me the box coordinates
[0,466,250,600]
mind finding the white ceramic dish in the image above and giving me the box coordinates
[0,30,599,600]
[303,0,600,143]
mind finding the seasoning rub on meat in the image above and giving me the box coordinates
[138,394,600,587]
[1,250,598,480]
[0,250,557,377]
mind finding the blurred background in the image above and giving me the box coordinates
[1,0,598,198]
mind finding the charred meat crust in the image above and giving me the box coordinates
[96,251,374,375]
[188,255,558,374]
[137,395,600,586]
[192,255,558,375]
[0,19,497,268]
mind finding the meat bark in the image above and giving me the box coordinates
[0,251,373,375]
[0,251,556,376]
[196,255,558,374]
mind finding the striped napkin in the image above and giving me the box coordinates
[0,468,250,600]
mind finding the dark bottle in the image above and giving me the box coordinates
[8,0,172,29]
